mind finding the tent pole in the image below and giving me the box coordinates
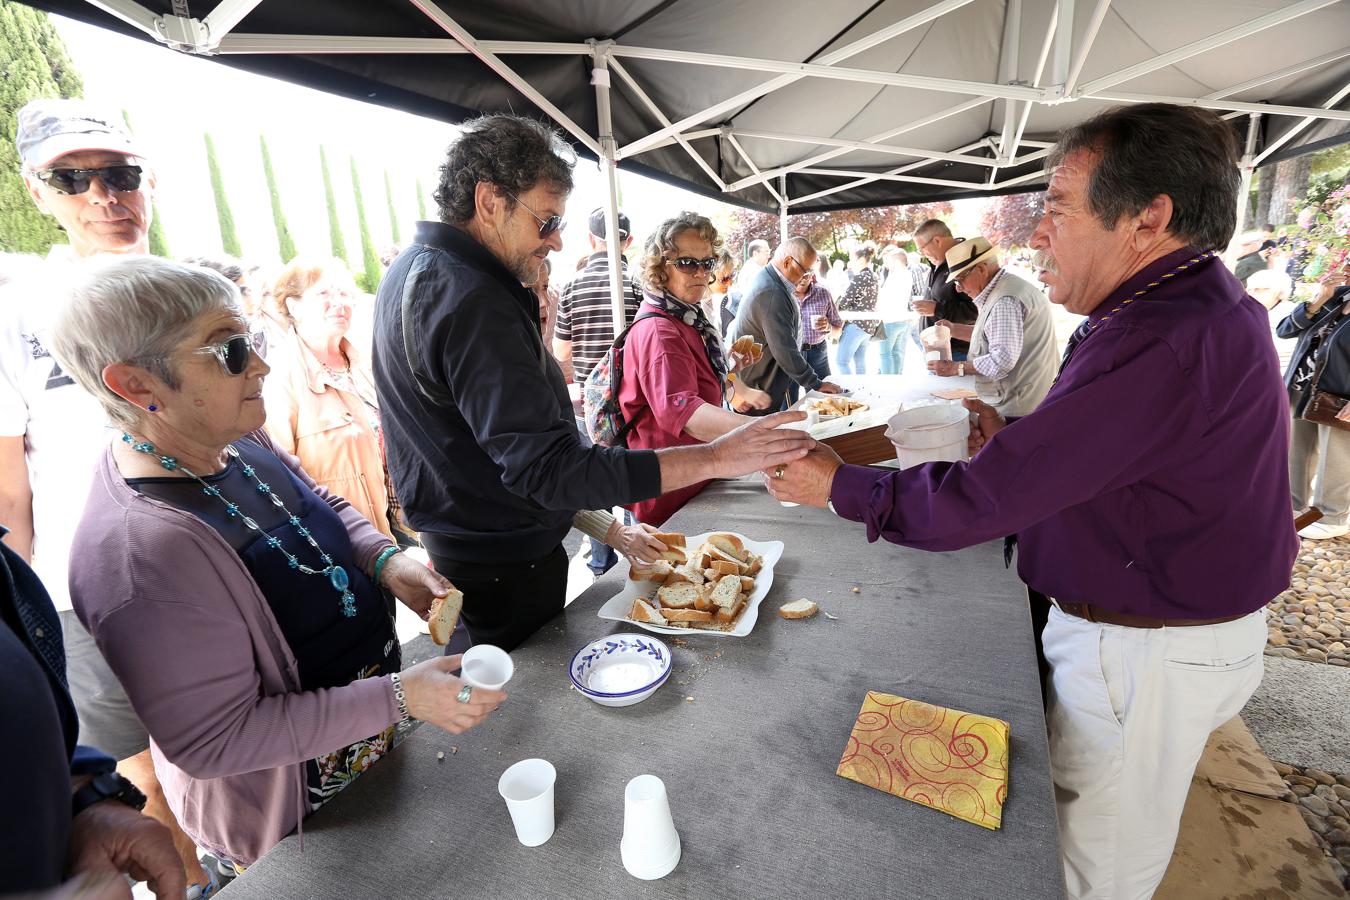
[1235,113,1261,236]
[1050,0,1074,95]
[1253,78,1350,166]
[779,175,789,246]
[592,48,627,337]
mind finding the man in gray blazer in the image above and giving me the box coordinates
[730,236,844,413]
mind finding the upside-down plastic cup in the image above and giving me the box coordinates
[498,759,556,847]
[620,774,681,880]
[460,644,514,691]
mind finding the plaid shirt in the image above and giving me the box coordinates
[969,269,1025,381]
[799,283,843,346]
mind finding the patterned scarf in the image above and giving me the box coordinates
[641,287,729,384]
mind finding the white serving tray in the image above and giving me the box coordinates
[597,531,785,638]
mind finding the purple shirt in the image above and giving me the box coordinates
[830,247,1297,619]
[799,283,843,346]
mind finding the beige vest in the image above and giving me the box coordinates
[969,269,1059,417]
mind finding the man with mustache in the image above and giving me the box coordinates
[0,100,219,897]
[372,115,813,652]
[765,103,1295,898]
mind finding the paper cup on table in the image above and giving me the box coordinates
[498,759,556,846]
[461,644,514,690]
[620,774,681,880]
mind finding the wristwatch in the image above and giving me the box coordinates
[72,772,147,818]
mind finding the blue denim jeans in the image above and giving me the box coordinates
[835,323,870,375]
[788,341,831,404]
[877,321,909,374]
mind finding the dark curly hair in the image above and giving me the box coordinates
[433,115,577,225]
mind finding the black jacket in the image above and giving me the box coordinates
[372,222,662,563]
[1,529,115,891]
[1278,286,1350,415]
[922,259,979,354]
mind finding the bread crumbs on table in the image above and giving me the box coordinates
[852,586,861,593]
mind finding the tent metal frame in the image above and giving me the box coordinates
[75,0,1350,330]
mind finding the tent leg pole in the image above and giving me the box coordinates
[1235,112,1261,237]
[592,47,627,337]
[779,174,789,246]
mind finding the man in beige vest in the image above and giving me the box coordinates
[928,237,1058,417]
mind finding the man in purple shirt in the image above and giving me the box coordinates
[766,103,1296,899]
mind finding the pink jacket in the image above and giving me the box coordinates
[69,431,398,866]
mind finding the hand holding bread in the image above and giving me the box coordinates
[378,551,457,620]
[606,521,669,565]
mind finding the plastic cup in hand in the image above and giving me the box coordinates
[497,759,556,847]
[620,774,681,880]
[460,644,514,690]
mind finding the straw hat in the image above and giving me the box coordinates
[945,236,998,283]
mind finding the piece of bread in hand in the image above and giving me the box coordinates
[630,598,669,625]
[629,560,674,582]
[428,588,464,646]
[652,532,687,563]
[710,574,743,610]
[779,599,819,620]
[657,582,703,609]
[731,335,763,363]
[663,608,714,623]
[705,533,747,561]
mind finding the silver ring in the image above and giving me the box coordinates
[773,465,785,479]
[457,684,473,704]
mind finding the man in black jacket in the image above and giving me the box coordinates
[1,528,184,898]
[913,219,979,359]
[372,115,812,651]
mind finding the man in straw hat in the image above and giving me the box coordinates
[928,236,1058,417]
[765,102,1295,898]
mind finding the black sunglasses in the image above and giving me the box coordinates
[34,165,143,196]
[194,334,257,376]
[502,189,565,238]
[666,256,719,276]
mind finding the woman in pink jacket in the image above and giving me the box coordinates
[52,257,504,870]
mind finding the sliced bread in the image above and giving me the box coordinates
[710,574,743,610]
[428,588,464,646]
[653,532,687,563]
[629,560,674,582]
[715,597,747,624]
[657,582,703,610]
[779,599,819,620]
[706,532,747,561]
[630,598,668,625]
[663,608,714,623]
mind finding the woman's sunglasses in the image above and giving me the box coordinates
[193,334,258,376]
[666,256,719,276]
[503,189,565,238]
[34,165,143,196]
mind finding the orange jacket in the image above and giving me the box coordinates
[262,329,394,541]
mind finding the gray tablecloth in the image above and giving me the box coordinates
[227,477,1064,899]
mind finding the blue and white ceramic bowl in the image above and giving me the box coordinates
[569,634,672,708]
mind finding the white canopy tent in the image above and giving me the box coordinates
[23,0,1350,331]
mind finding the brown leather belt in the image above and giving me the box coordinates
[1053,600,1250,629]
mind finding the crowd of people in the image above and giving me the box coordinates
[0,94,1345,900]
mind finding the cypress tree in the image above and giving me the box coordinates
[416,179,428,221]
[0,1,85,254]
[260,136,296,262]
[122,110,168,257]
[204,133,241,257]
[320,146,347,263]
[350,157,381,294]
[384,169,400,244]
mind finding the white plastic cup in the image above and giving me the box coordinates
[885,403,969,469]
[620,774,681,880]
[461,644,514,690]
[497,759,556,847]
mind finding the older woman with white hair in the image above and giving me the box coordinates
[51,256,505,870]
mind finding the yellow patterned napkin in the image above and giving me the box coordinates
[836,691,1010,830]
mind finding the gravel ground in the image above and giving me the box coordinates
[1264,538,1350,666]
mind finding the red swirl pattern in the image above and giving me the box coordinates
[836,691,1010,830]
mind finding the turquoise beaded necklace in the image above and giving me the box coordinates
[122,433,357,617]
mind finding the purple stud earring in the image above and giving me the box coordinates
[147,404,158,412]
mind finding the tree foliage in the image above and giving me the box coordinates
[384,169,400,245]
[722,201,954,262]
[350,157,381,294]
[0,1,84,254]
[121,110,168,257]
[978,191,1045,249]
[416,178,428,221]
[320,146,347,263]
[204,133,241,257]
[261,136,296,263]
